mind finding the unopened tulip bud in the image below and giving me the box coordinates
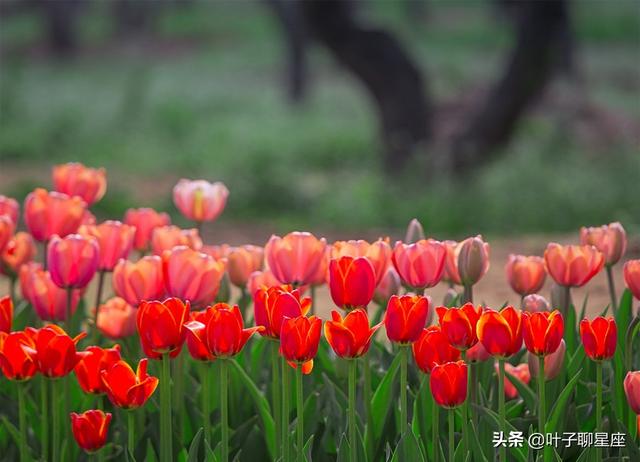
[405,218,425,244]
[624,371,640,415]
[457,236,490,287]
[373,267,401,305]
[624,260,640,301]
[522,294,550,313]
[580,222,626,267]
[0,195,19,225]
[528,339,565,381]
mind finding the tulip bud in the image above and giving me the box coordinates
[0,195,19,225]
[405,218,425,244]
[580,222,626,267]
[624,260,640,301]
[0,215,15,253]
[373,267,401,305]
[24,189,86,242]
[522,294,550,313]
[0,296,13,334]
[1,232,36,277]
[96,297,137,339]
[505,254,546,296]
[392,239,446,290]
[265,232,327,287]
[53,162,107,206]
[430,360,467,408]
[70,410,112,453]
[528,339,566,381]
[47,234,100,289]
[544,243,604,288]
[457,235,490,287]
[124,208,171,252]
[580,316,616,361]
[173,179,229,224]
[624,371,640,415]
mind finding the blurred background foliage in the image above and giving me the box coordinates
[0,0,638,236]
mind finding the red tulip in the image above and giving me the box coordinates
[74,345,122,394]
[0,215,14,253]
[33,324,86,377]
[329,256,376,310]
[624,259,640,300]
[1,232,36,277]
[579,316,616,361]
[247,269,282,296]
[265,232,327,286]
[522,310,564,357]
[70,410,111,453]
[477,306,523,358]
[331,239,392,285]
[227,245,264,288]
[528,339,565,381]
[24,188,86,242]
[412,326,461,374]
[499,363,531,400]
[505,255,546,296]
[0,195,19,224]
[544,243,604,287]
[173,179,229,223]
[457,235,490,286]
[0,296,12,334]
[185,303,262,359]
[522,294,550,313]
[280,315,322,374]
[373,267,401,305]
[96,297,137,339]
[151,225,202,255]
[392,239,446,289]
[253,286,311,339]
[112,256,165,307]
[47,234,100,289]
[124,207,171,252]
[53,162,107,206]
[0,329,38,381]
[435,303,483,351]
[430,360,467,409]
[624,371,640,415]
[79,221,135,271]
[136,297,189,359]
[20,265,83,321]
[162,246,226,308]
[580,222,626,266]
[324,309,381,358]
[384,294,431,344]
[442,240,462,285]
[101,358,158,409]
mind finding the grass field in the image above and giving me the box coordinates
[1,1,638,236]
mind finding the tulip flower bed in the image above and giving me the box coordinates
[1,162,640,462]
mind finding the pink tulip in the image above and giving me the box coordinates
[52,162,107,206]
[47,234,99,289]
[580,222,626,266]
[265,232,327,286]
[20,265,83,321]
[124,208,171,251]
[112,256,165,307]
[151,225,202,255]
[392,239,446,289]
[79,221,135,271]
[173,179,229,223]
[24,189,86,242]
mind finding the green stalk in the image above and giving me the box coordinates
[470,362,478,426]
[348,360,357,462]
[52,380,60,462]
[200,363,212,447]
[310,285,316,315]
[63,375,70,456]
[271,343,282,460]
[65,287,73,334]
[282,357,290,462]
[128,410,136,455]
[432,401,439,462]
[463,285,473,304]
[461,351,468,456]
[448,408,455,460]
[538,356,546,433]
[173,351,185,446]
[625,315,639,371]
[41,377,49,461]
[42,241,48,270]
[296,365,304,462]
[400,346,408,436]
[605,266,617,314]
[498,359,506,462]
[220,359,229,462]
[596,361,602,462]
[10,277,16,302]
[160,354,173,462]
[92,270,106,342]
[362,355,373,459]
[17,384,28,462]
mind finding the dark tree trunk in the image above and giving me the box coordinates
[301,0,430,171]
[40,0,82,57]
[451,0,572,170]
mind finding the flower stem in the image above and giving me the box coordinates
[470,361,478,426]
[65,287,73,334]
[92,270,106,342]
[271,343,281,460]
[41,377,49,461]
[128,410,135,455]
[296,365,304,462]
[362,355,373,459]
[10,277,16,302]
[282,357,290,462]
[173,350,185,446]
[461,351,468,456]
[200,362,212,448]
[160,353,173,462]
[448,408,455,460]
[42,241,48,270]
[432,402,439,462]
[17,383,28,462]
[596,361,602,462]
[606,266,617,314]
[52,380,60,462]
[538,356,546,433]
[498,359,506,462]
[348,359,357,462]
[400,346,408,436]
[625,315,640,371]
[463,285,473,304]
[220,358,229,462]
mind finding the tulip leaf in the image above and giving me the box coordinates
[411,377,432,457]
[336,432,351,462]
[146,438,159,462]
[391,428,425,462]
[545,368,582,433]
[469,421,488,462]
[229,359,276,460]
[565,302,577,355]
[504,368,538,414]
[0,416,20,452]
[187,427,203,462]
[475,406,527,462]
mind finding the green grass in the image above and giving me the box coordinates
[0,1,638,235]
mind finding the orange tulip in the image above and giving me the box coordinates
[173,179,229,223]
[96,297,137,339]
[79,221,135,271]
[543,243,604,287]
[0,215,14,253]
[184,303,262,359]
[53,162,106,206]
[528,339,565,381]
[457,235,490,287]
[0,296,12,334]
[624,371,640,415]
[20,265,83,321]
[101,358,158,409]
[70,410,111,453]
[435,303,484,351]
[522,310,564,357]
[33,324,87,377]
[442,240,461,285]
[430,360,467,408]
[1,232,36,276]
[477,306,523,358]
[247,269,282,296]
[373,267,401,305]
[392,239,446,289]
[151,225,202,255]
[0,195,19,224]
[227,245,264,288]
[505,255,546,296]
[47,234,100,289]
[332,239,392,285]
[0,329,38,381]
[124,207,171,251]
[74,345,122,395]
[253,285,311,339]
[384,294,430,344]
[522,294,550,313]
[580,222,626,266]
[499,363,531,399]
[136,297,189,359]
[324,309,381,358]
[280,315,322,374]
[112,256,165,307]
[265,232,327,287]
[162,246,226,308]
[24,188,86,242]
[580,316,616,361]
[201,244,232,260]
[329,256,376,310]
[412,326,461,374]
[624,259,640,300]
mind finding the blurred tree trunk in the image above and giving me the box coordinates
[39,0,82,57]
[113,0,158,36]
[301,0,430,172]
[451,0,572,170]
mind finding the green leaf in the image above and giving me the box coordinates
[475,406,527,462]
[187,428,203,462]
[411,377,433,458]
[391,428,425,462]
[229,359,276,460]
[468,421,488,462]
[565,301,577,355]
[504,369,537,415]
[0,416,20,449]
[545,368,582,433]
[336,433,351,462]
[145,438,159,462]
